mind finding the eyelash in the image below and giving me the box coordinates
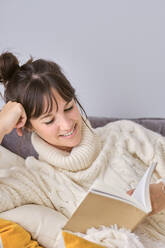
[64,106,73,112]
[45,106,74,125]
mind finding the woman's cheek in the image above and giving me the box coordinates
[39,125,54,138]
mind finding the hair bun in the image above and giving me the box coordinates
[0,52,19,86]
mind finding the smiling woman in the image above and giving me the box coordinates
[30,90,83,152]
[1,52,165,248]
[0,52,87,148]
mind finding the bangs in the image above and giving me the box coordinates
[23,74,75,121]
[31,88,55,118]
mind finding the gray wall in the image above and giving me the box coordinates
[0,0,165,118]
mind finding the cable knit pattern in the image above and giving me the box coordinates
[1,120,165,242]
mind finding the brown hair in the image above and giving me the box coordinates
[0,52,88,129]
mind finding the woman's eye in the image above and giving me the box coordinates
[44,106,73,124]
[45,118,54,125]
[65,106,73,112]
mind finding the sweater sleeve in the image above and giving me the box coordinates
[115,120,165,178]
[0,145,54,213]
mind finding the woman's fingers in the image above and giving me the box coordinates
[127,189,135,196]
[149,183,165,215]
[15,109,27,136]
[15,111,27,129]
[0,101,27,135]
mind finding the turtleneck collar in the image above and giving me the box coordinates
[31,119,101,172]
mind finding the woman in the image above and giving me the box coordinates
[0,52,165,247]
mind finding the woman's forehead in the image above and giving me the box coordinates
[42,93,73,115]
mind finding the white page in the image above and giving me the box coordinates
[91,163,157,212]
[132,163,157,212]
[91,180,145,211]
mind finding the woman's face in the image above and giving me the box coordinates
[30,90,83,152]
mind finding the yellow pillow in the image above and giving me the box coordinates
[0,218,43,248]
[62,231,106,248]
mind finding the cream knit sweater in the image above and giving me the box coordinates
[0,119,165,241]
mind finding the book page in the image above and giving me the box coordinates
[91,180,145,211]
[132,163,157,212]
[91,163,157,213]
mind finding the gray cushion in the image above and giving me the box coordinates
[2,117,165,159]
[89,117,165,135]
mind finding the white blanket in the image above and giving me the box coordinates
[71,226,165,248]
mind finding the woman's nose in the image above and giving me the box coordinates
[56,115,72,131]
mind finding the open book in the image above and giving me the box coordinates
[64,163,157,233]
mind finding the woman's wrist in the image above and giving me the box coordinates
[0,134,5,144]
[156,178,165,185]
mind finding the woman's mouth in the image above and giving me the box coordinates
[60,124,77,138]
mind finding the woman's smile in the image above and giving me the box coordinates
[59,123,77,138]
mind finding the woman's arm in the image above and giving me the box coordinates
[0,154,54,213]
[0,102,55,212]
[0,101,27,143]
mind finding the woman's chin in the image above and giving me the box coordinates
[55,138,82,152]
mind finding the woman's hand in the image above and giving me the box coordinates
[127,182,165,215]
[0,101,27,138]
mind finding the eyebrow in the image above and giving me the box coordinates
[40,101,71,120]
